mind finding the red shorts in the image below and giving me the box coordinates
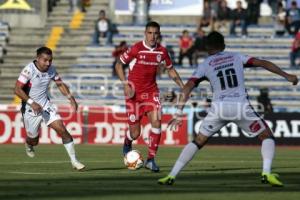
[125,91,161,125]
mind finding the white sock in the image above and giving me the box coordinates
[169,142,199,177]
[261,138,275,174]
[64,141,77,163]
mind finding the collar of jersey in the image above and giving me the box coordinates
[143,40,157,51]
[33,60,48,74]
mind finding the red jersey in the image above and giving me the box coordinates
[120,41,173,93]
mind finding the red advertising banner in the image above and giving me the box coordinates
[0,105,188,145]
[86,108,188,145]
[0,105,84,144]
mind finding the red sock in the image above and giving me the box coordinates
[147,128,161,160]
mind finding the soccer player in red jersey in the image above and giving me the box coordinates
[115,21,184,172]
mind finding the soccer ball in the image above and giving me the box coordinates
[124,150,144,170]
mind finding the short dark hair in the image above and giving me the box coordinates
[36,46,52,56]
[99,10,105,15]
[145,21,160,31]
[205,31,225,51]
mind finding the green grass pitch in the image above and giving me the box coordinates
[0,144,299,200]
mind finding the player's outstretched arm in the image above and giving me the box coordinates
[166,67,185,89]
[251,58,298,85]
[55,79,78,112]
[115,59,134,98]
[168,80,195,131]
[14,82,43,114]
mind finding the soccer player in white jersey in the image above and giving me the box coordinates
[158,31,298,186]
[14,47,85,171]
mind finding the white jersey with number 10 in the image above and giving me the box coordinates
[191,51,253,102]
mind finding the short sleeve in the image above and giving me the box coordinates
[119,45,138,64]
[51,67,61,81]
[17,66,32,85]
[162,48,173,69]
[188,64,206,84]
[237,53,253,65]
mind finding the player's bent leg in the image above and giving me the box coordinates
[25,135,39,158]
[123,124,141,156]
[48,119,85,171]
[258,128,283,187]
[158,133,208,185]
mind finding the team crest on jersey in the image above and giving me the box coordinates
[129,114,136,122]
[156,54,161,62]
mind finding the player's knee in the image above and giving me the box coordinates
[193,133,208,147]
[57,127,72,140]
[258,128,274,141]
[151,127,161,135]
[62,137,73,144]
[26,136,39,146]
[130,130,140,140]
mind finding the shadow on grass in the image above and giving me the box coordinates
[0,171,299,200]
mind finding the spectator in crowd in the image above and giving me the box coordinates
[68,0,78,12]
[230,0,248,37]
[48,0,59,13]
[156,35,176,76]
[191,27,207,66]
[246,0,262,25]
[269,0,286,14]
[215,0,231,31]
[80,0,91,12]
[273,2,286,36]
[146,0,152,21]
[257,88,273,114]
[178,30,193,67]
[287,0,300,8]
[199,0,215,31]
[285,1,300,35]
[289,31,300,67]
[112,41,128,77]
[92,10,114,45]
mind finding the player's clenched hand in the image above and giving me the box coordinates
[31,102,43,115]
[124,84,135,99]
[286,74,298,85]
[167,114,183,131]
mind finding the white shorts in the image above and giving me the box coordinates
[23,104,61,138]
[199,101,266,137]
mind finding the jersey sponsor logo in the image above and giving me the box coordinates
[137,60,158,66]
[209,56,234,66]
[156,54,161,62]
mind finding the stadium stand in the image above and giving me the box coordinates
[0,0,299,112]
[0,21,9,63]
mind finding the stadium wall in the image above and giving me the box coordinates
[1,105,300,145]
[0,0,47,27]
